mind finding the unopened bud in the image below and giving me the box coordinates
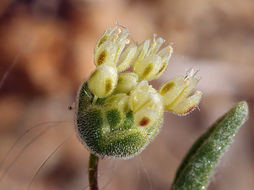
[129,81,163,127]
[88,65,118,97]
[114,72,138,94]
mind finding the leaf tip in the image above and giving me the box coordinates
[234,101,249,123]
[237,101,248,114]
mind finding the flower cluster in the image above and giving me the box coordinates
[76,25,202,158]
[88,25,202,117]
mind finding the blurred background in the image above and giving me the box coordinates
[0,0,254,189]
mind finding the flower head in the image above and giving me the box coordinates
[76,25,202,159]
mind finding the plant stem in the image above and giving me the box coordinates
[89,153,99,190]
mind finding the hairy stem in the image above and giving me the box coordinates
[89,153,99,190]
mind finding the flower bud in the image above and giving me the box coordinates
[133,93,163,128]
[129,81,154,111]
[129,81,163,127]
[134,109,160,128]
[88,65,118,97]
[114,72,138,94]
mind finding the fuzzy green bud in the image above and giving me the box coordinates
[76,81,163,158]
[75,25,202,159]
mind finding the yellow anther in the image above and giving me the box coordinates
[117,28,122,34]
[167,46,172,51]
[195,90,202,95]
[184,77,190,85]
[113,34,119,40]
[126,39,130,44]
[151,41,157,46]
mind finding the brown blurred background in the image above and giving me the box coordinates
[0,0,254,189]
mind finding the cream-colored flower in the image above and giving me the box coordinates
[133,35,173,81]
[159,69,202,115]
[94,25,137,72]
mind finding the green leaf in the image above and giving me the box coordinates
[171,101,248,190]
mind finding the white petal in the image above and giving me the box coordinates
[134,54,163,81]
[94,41,118,66]
[117,44,137,72]
[147,36,165,55]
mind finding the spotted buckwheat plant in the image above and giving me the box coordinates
[73,25,248,190]
[0,25,248,190]
[75,25,202,159]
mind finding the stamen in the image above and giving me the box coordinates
[167,46,172,52]
[195,90,202,95]
[184,77,190,85]
[184,68,200,81]
[153,33,157,40]
[117,28,122,34]
[113,34,119,40]
[126,39,130,44]
[151,41,156,46]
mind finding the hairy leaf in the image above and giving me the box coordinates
[171,101,248,190]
